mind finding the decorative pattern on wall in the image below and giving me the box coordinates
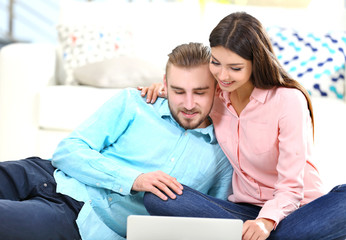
[267,27,346,100]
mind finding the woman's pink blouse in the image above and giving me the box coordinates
[210,86,324,226]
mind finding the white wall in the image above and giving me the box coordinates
[201,0,346,45]
[2,0,345,44]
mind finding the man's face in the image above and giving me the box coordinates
[164,64,216,129]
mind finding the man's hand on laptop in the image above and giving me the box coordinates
[132,171,183,200]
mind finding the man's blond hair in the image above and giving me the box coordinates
[165,42,211,76]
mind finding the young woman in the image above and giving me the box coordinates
[139,12,346,240]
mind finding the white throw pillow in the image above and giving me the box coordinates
[73,56,163,88]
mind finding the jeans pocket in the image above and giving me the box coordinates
[38,179,58,197]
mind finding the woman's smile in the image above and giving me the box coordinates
[218,80,234,87]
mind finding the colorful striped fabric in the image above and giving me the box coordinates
[267,26,346,101]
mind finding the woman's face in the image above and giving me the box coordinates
[209,46,253,92]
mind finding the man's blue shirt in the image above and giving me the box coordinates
[52,88,233,240]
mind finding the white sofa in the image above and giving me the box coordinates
[0,1,345,193]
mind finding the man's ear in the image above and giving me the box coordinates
[163,74,168,91]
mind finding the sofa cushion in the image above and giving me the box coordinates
[310,96,346,191]
[267,27,346,101]
[56,1,202,86]
[73,56,163,88]
[38,86,122,131]
[57,24,134,85]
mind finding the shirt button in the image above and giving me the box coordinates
[108,197,113,202]
[43,183,48,187]
[96,182,100,186]
[171,158,175,162]
[119,188,123,193]
[184,132,188,136]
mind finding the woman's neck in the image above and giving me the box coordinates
[229,81,254,116]
[232,81,254,103]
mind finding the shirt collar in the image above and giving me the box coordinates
[250,87,270,103]
[217,86,269,105]
[157,99,217,144]
[157,98,171,118]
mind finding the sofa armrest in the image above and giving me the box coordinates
[0,43,56,161]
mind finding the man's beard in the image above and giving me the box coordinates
[168,105,210,130]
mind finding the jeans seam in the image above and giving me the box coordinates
[187,187,256,219]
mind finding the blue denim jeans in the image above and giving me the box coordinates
[144,184,346,240]
[0,157,83,240]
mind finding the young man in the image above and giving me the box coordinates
[0,43,233,240]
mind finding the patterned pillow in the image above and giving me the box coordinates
[267,26,346,100]
[57,24,134,85]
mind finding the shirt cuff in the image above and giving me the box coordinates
[256,211,280,229]
[112,168,143,195]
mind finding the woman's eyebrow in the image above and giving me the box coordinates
[211,55,244,66]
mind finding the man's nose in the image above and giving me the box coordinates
[184,94,196,110]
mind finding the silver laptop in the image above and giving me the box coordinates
[127,215,243,240]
